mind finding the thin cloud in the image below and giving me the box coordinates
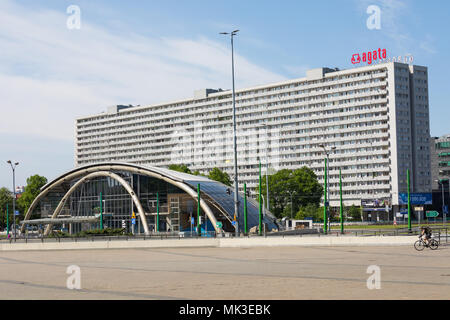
[282,65,310,78]
[0,1,285,141]
[420,34,437,54]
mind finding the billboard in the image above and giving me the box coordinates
[361,199,390,212]
[361,199,390,207]
[398,193,432,205]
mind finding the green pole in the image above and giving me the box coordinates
[6,203,9,238]
[197,184,201,237]
[407,169,411,232]
[156,192,160,232]
[259,161,262,236]
[323,158,328,234]
[244,183,248,234]
[340,169,344,234]
[100,192,103,230]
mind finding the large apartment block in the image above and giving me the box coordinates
[75,62,432,207]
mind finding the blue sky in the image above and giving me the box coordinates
[1,0,449,187]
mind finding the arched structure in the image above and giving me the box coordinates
[21,162,279,235]
[43,171,148,235]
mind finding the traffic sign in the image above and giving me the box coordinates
[14,210,19,216]
[191,217,195,225]
[216,222,223,229]
[444,206,448,215]
[231,221,236,226]
[132,212,136,219]
[131,218,136,225]
[400,209,408,215]
[426,211,439,218]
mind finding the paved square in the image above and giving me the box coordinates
[0,245,449,299]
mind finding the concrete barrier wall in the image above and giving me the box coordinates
[0,236,418,252]
[0,238,220,252]
[219,236,417,248]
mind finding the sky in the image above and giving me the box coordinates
[0,0,449,188]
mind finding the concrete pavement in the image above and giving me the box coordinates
[0,245,449,299]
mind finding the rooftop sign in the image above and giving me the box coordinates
[351,48,387,65]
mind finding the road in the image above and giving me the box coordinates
[0,245,449,299]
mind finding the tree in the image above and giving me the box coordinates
[261,167,323,218]
[295,203,323,222]
[17,175,48,218]
[192,170,206,177]
[168,164,206,177]
[346,205,362,222]
[208,168,232,186]
[0,187,13,229]
[168,164,192,174]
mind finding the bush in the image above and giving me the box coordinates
[76,228,130,237]
[48,231,71,238]
[48,228,132,238]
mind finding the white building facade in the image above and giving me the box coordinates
[75,62,432,208]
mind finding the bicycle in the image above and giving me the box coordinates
[414,235,439,251]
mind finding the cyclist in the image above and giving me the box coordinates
[420,226,432,246]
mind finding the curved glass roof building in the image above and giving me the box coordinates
[21,162,279,235]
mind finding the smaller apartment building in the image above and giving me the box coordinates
[431,134,450,190]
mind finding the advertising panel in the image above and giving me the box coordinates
[398,193,432,205]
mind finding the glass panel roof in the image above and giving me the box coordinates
[184,180,278,231]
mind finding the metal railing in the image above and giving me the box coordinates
[2,227,448,244]
[0,231,219,244]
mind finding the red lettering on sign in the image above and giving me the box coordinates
[351,48,387,65]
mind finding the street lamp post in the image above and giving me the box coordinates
[261,193,266,237]
[442,181,446,228]
[221,29,240,237]
[436,179,447,228]
[7,160,19,242]
[288,190,297,220]
[319,145,336,233]
[259,160,262,236]
[266,157,269,213]
[446,179,450,228]
[102,198,106,229]
[259,123,270,214]
[261,194,266,217]
[100,194,104,230]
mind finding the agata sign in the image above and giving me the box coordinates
[351,48,387,65]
